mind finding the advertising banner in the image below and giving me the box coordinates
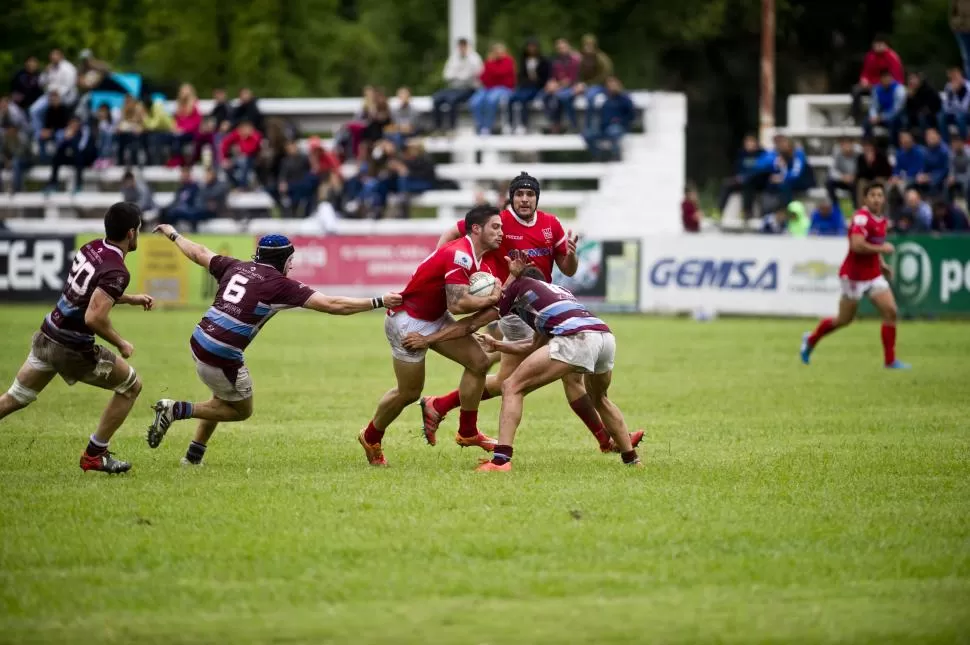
[0,233,76,302]
[553,240,641,312]
[286,235,439,289]
[890,235,970,316]
[639,235,846,317]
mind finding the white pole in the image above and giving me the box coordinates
[449,0,476,51]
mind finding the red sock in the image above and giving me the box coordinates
[481,389,495,401]
[569,395,609,447]
[808,317,836,347]
[363,420,384,444]
[881,323,896,366]
[458,409,479,438]
[433,389,461,415]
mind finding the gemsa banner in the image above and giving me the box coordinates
[553,240,641,312]
[891,235,970,316]
[638,235,846,317]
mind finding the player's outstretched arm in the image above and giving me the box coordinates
[445,283,500,315]
[115,294,155,310]
[154,224,216,269]
[483,331,548,356]
[436,224,462,249]
[85,288,134,358]
[303,291,402,315]
[402,307,500,350]
[849,234,894,255]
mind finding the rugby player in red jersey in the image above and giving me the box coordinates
[418,172,644,453]
[359,205,504,466]
[0,202,154,473]
[146,226,402,466]
[800,182,910,369]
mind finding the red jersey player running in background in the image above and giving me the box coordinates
[0,202,154,473]
[359,205,504,466]
[417,172,644,453]
[801,182,910,369]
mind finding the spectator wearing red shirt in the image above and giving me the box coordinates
[171,83,202,166]
[220,120,262,189]
[682,184,703,233]
[307,136,343,206]
[851,36,905,124]
[468,42,516,135]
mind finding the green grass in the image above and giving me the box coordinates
[1,306,969,644]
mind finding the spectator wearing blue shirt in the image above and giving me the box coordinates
[718,133,766,219]
[940,66,970,143]
[761,133,814,209]
[930,199,970,232]
[899,187,932,230]
[917,127,950,196]
[161,165,202,227]
[809,199,847,236]
[864,69,906,145]
[888,130,925,202]
[44,116,96,193]
[583,76,634,161]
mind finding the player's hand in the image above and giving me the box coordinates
[153,224,176,239]
[882,264,894,281]
[505,254,531,277]
[402,332,429,350]
[118,340,134,359]
[383,292,403,308]
[478,334,499,353]
[566,229,579,256]
[484,281,503,306]
[881,242,895,254]
[129,294,154,310]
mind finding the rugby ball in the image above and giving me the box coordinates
[468,272,497,297]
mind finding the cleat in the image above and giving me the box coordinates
[602,429,646,454]
[80,451,131,474]
[800,332,813,365]
[147,399,176,448]
[455,431,497,452]
[180,457,203,467]
[358,429,388,466]
[475,459,511,472]
[626,459,645,468]
[885,359,911,370]
[419,396,443,446]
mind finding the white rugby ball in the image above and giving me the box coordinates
[468,271,497,297]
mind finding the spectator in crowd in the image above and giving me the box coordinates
[889,130,925,199]
[307,136,344,207]
[918,127,950,196]
[386,86,419,148]
[390,139,437,197]
[855,140,894,208]
[160,165,202,229]
[339,86,379,161]
[36,90,72,162]
[893,209,918,235]
[899,187,932,230]
[76,49,112,101]
[29,49,78,136]
[275,139,315,217]
[575,34,614,131]
[851,36,904,125]
[120,169,154,214]
[905,71,942,138]
[232,88,263,132]
[582,75,634,161]
[931,198,970,232]
[143,97,174,165]
[717,133,766,220]
[431,38,483,133]
[9,56,42,110]
[940,66,970,143]
[951,0,970,81]
[763,200,810,236]
[826,137,859,208]
[256,118,290,192]
[220,119,262,189]
[171,83,201,166]
[760,133,813,209]
[809,198,847,236]
[469,42,516,135]
[681,184,703,233]
[116,94,146,166]
[194,117,218,166]
[45,116,97,193]
[948,135,970,201]
[93,103,115,169]
[361,90,392,145]
[864,69,906,145]
[507,39,550,134]
[544,38,581,133]
[198,166,230,222]
[1,116,31,194]
[211,89,231,133]
[0,95,29,133]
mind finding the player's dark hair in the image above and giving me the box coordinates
[521,266,545,281]
[865,181,885,196]
[104,202,142,241]
[464,205,500,234]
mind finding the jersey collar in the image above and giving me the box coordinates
[102,239,124,258]
[860,207,885,221]
[505,205,537,228]
[463,235,483,270]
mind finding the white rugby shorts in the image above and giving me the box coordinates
[384,311,455,363]
[497,314,534,342]
[840,275,890,301]
[549,331,616,374]
[193,353,253,401]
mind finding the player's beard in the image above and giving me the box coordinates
[514,201,536,220]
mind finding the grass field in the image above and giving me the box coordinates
[1,305,968,644]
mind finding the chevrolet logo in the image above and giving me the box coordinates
[791,261,838,279]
